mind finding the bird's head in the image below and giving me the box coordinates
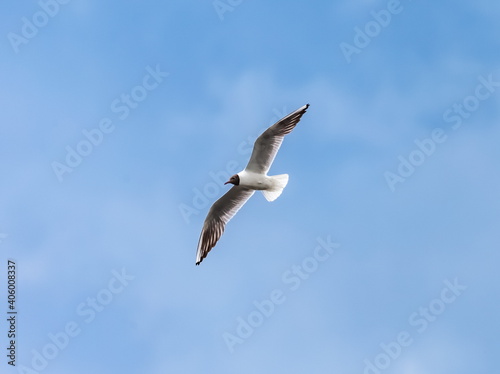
[224,174,240,186]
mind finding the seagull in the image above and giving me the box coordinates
[195,104,309,265]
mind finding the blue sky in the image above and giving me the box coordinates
[1,1,499,373]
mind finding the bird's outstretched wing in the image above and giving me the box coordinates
[245,104,309,174]
[196,186,255,265]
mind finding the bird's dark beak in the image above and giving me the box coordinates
[224,180,231,185]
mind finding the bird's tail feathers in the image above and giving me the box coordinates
[262,174,289,202]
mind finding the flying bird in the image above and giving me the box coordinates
[195,104,310,265]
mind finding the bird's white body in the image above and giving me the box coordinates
[237,170,289,201]
[237,170,280,190]
[237,170,270,190]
